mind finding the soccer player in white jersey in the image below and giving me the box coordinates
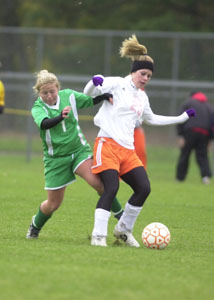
[84,35,196,247]
[26,70,123,239]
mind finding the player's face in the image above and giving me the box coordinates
[131,69,152,90]
[39,83,59,106]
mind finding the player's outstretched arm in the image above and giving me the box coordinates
[84,75,104,96]
[144,108,196,126]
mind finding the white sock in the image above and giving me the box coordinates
[92,208,111,237]
[117,202,142,232]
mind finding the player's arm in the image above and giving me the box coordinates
[41,106,71,129]
[143,100,196,126]
[84,75,115,96]
[93,93,113,105]
[41,115,63,129]
[40,93,113,130]
[84,75,104,96]
[83,75,114,105]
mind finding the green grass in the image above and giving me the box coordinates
[0,147,214,300]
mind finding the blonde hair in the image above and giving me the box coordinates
[33,70,60,94]
[120,35,154,64]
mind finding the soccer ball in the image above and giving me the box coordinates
[142,222,171,250]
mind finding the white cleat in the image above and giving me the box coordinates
[202,176,211,185]
[114,225,140,248]
[91,235,107,247]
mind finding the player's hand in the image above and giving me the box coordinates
[108,94,113,105]
[186,108,196,118]
[61,106,72,118]
[103,93,113,104]
[92,75,104,86]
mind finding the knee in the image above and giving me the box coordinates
[45,199,62,214]
[50,202,61,212]
[136,179,151,206]
[104,181,119,198]
[87,175,104,195]
[144,179,151,198]
[93,181,104,196]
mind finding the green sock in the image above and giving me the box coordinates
[111,197,123,216]
[33,207,52,229]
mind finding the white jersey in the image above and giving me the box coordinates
[84,75,189,149]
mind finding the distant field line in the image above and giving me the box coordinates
[4,107,93,121]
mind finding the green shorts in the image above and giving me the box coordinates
[43,144,92,190]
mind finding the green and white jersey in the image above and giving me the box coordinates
[32,89,93,157]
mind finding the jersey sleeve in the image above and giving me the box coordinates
[83,76,116,97]
[141,96,189,126]
[70,90,94,109]
[31,102,49,128]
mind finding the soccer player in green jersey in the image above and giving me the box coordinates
[26,70,123,239]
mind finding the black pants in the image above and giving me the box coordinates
[96,167,151,211]
[176,130,211,180]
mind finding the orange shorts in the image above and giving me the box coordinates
[92,137,143,176]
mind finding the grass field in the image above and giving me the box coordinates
[0,146,214,300]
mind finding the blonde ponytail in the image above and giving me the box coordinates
[120,35,154,72]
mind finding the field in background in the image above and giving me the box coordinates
[0,146,214,300]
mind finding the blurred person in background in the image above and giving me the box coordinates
[26,70,123,239]
[133,84,151,170]
[176,91,213,184]
[84,35,196,247]
[134,123,147,169]
[0,80,5,114]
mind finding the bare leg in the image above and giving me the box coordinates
[41,186,66,215]
[75,158,104,195]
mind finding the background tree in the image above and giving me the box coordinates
[0,0,214,33]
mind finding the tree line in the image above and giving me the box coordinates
[0,0,214,32]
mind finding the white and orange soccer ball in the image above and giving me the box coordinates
[142,222,171,250]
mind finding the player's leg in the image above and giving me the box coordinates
[176,130,198,181]
[91,169,120,246]
[75,158,123,219]
[195,134,211,183]
[114,166,151,247]
[26,187,66,239]
[26,155,71,239]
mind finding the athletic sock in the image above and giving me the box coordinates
[92,208,111,237]
[117,202,142,232]
[33,206,52,229]
[111,197,123,219]
[114,210,123,220]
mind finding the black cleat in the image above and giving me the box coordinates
[26,217,40,239]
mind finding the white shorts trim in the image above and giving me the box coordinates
[73,155,92,173]
[45,179,76,190]
[92,138,106,169]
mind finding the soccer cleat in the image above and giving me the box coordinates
[202,176,211,185]
[26,216,40,239]
[91,235,107,247]
[114,225,140,247]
